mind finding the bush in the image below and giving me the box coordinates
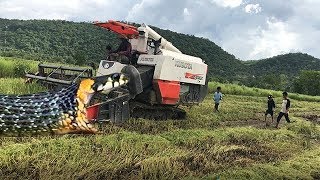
[0,57,38,77]
[293,71,320,96]
[13,61,31,77]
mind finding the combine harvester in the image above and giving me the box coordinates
[1,20,208,135]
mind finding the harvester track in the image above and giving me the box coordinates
[130,102,186,120]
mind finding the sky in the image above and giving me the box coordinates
[0,0,319,60]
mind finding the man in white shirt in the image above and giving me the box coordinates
[275,92,291,128]
[213,87,223,112]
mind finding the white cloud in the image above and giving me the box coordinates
[211,0,243,8]
[126,0,161,22]
[249,18,299,59]
[4,6,24,12]
[245,4,262,14]
[183,8,190,16]
[0,0,137,21]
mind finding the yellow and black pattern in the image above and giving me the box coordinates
[0,73,128,135]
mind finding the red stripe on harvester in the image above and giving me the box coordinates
[155,80,180,105]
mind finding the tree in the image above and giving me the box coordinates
[73,51,86,65]
[293,71,320,96]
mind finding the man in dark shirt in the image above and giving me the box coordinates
[107,35,132,64]
[265,95,276,126]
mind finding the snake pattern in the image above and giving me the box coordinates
[0,73,128,135]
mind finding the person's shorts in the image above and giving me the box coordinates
[265,109,274,116]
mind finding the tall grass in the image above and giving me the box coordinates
[0,78,46,95]
[209,82,320,102]
[205,147,320,180]
[0,57,38,78]
[0,57,319,179]
[0,56,91,78]
[0,86,318,179]
[0,122,318,179]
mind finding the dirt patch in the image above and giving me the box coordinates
[311,171,320,179]
[220,119,274,129]
[176,141,288,176]
[172,133,294,175]
[300,114,320,124]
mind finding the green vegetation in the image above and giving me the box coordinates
[0,78,46,94]
[293,70,320,96]
[243,53,320,94]
[0,19,117,65]
[1,122,319,180]
[209,81,320,102]
[0,57,38,77]
[206,148,320,179]
[248,53,320,79]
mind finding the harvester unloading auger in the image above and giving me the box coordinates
[1,20,208,135]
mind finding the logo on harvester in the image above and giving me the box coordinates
[140,57,154,62]
[185,72,203,80]
[175,61,192,70]
[102,61,115,69]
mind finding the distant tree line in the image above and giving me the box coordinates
[292,71,320,96]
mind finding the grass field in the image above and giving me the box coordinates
[0,57,39,78]
[0,57,319,179]
[0,78,46,95]
[0,56,88,78]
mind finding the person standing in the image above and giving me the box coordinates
[265,95,276,125]
[275,92,291,128]
[213,87,223,112]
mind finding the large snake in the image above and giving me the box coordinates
[0,73,128,135]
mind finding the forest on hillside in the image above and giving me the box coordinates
[1,19,320,95]
[0,19,244,78]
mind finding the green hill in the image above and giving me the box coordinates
[241,53,320,91]
[0,19,118,64]
[0,18,245,79]
[248,53,320,77]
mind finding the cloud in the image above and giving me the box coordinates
[245,4,262,14]
[249,18,299,59]
[125,0,164,24]
[0,0,138,21]
[0,0,320,60]
[183,8,190,16]
[211,0,243,8]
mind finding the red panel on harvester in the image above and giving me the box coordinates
[86,105,99,120]
[93,20,139,38]
[155,80,180,105]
